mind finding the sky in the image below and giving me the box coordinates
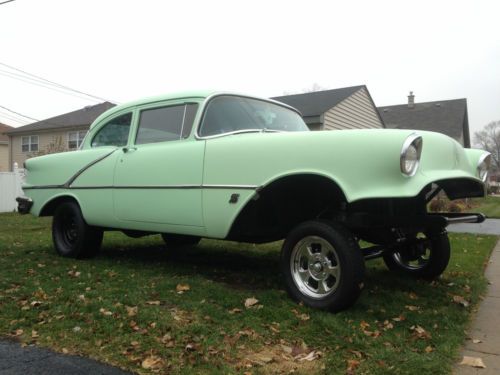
[0,0,499,139]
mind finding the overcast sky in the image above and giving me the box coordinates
[1,0,499,139]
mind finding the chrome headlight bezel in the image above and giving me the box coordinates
[400,134,423,177]
[477,153,491,182]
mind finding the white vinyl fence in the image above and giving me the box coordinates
[0,164,25,213]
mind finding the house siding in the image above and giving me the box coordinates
[0,144,9,171]
[10,126,89,169]
[323,88,383,130]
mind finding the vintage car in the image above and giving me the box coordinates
[17,91,490,312]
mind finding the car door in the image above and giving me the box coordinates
[113,102,204,227]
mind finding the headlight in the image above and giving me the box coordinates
[477,153,491,182]
[400,134,423,177]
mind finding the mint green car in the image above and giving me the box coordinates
[17,91,491,312]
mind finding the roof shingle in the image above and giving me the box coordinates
[378,98,469,147]
[5,102,115,135]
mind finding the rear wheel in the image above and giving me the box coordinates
[281,220,365,312]
[52,201,103,258]
[161,233,200,248]
[383,230,450,279]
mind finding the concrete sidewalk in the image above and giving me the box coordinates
[448,219,500,236]
[454,239,500,374]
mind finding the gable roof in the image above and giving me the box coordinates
[5,102,116,135]
[272,85,366,117]
[378,98,470,147]
[0,123,14,143]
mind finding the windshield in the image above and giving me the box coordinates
[198,95,309,137]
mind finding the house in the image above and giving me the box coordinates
[0,122,14,171]
[5,102,115,170]
[272,85,385,131]
[378,92,471,147]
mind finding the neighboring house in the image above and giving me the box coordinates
[5,102,115,170]
[378,92,471,148]
[0,122,14,171]
[272,85,385,131]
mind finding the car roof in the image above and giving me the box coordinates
[89,90,301,129]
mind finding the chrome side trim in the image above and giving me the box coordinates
[23,184,259,190]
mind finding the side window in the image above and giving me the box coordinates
[91,113,132,148]
[135,103,199,145]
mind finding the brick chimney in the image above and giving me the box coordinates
[408,91,415,109]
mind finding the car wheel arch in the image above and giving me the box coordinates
[39,194,84,217]
[226,172,349,242]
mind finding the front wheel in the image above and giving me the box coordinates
[383,231,450,279]
[281,221,365,312]
[52,201,103,258]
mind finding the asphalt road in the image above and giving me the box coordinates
[0,340,131,375]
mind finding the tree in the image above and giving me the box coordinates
[474,120,500,171]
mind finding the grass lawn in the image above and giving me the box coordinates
[469,195,500,218]
[0,213,497,374]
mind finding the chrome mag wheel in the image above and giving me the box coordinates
[291,235,341,298]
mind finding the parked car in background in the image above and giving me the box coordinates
[17,91,490,311]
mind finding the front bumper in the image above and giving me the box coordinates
[16,197,33,214]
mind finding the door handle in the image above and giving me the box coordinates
[122,146,137,153]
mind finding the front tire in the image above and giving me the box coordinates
[52,201,103,258]
[383,230,450,279]
[281,221,365,312]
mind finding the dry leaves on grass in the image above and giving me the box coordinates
[228,308,243,314]
[141,355,164,370]
[176,284,190,294]
[99,308,113,316]
[291,309,310,321]
[460,356,486,368]
[125,306,138,317]
[346,359,360,374]
[452,295,470,307]
[244,297,262,309]
[146,300,161,306]
[410,325,431,340]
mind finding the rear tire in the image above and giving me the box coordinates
[383,230,450,279]
[161,233,200,248]
[52,201,103,258]
[281,220,365,312]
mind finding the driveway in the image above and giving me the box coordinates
[0,340,131,375]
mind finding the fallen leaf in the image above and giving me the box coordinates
[460,356,486,368]
[409,292,418,300]
[298,350,321,361]
[141,355,164,369]
[347,359,360,373]
[126,306,138,317]
[146,300,161,306]
[425,346,433,353]
[31,330,39,339]
[472,339,482,344]
[244,297,259,308]
[410,325,431,340]
[453,295,470,307]
[228,308,242,314]
[99,308,113,316]
[62,348,69,354]
[392,315,406,322]
[405,305,419,311]
[176,284,190,293]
